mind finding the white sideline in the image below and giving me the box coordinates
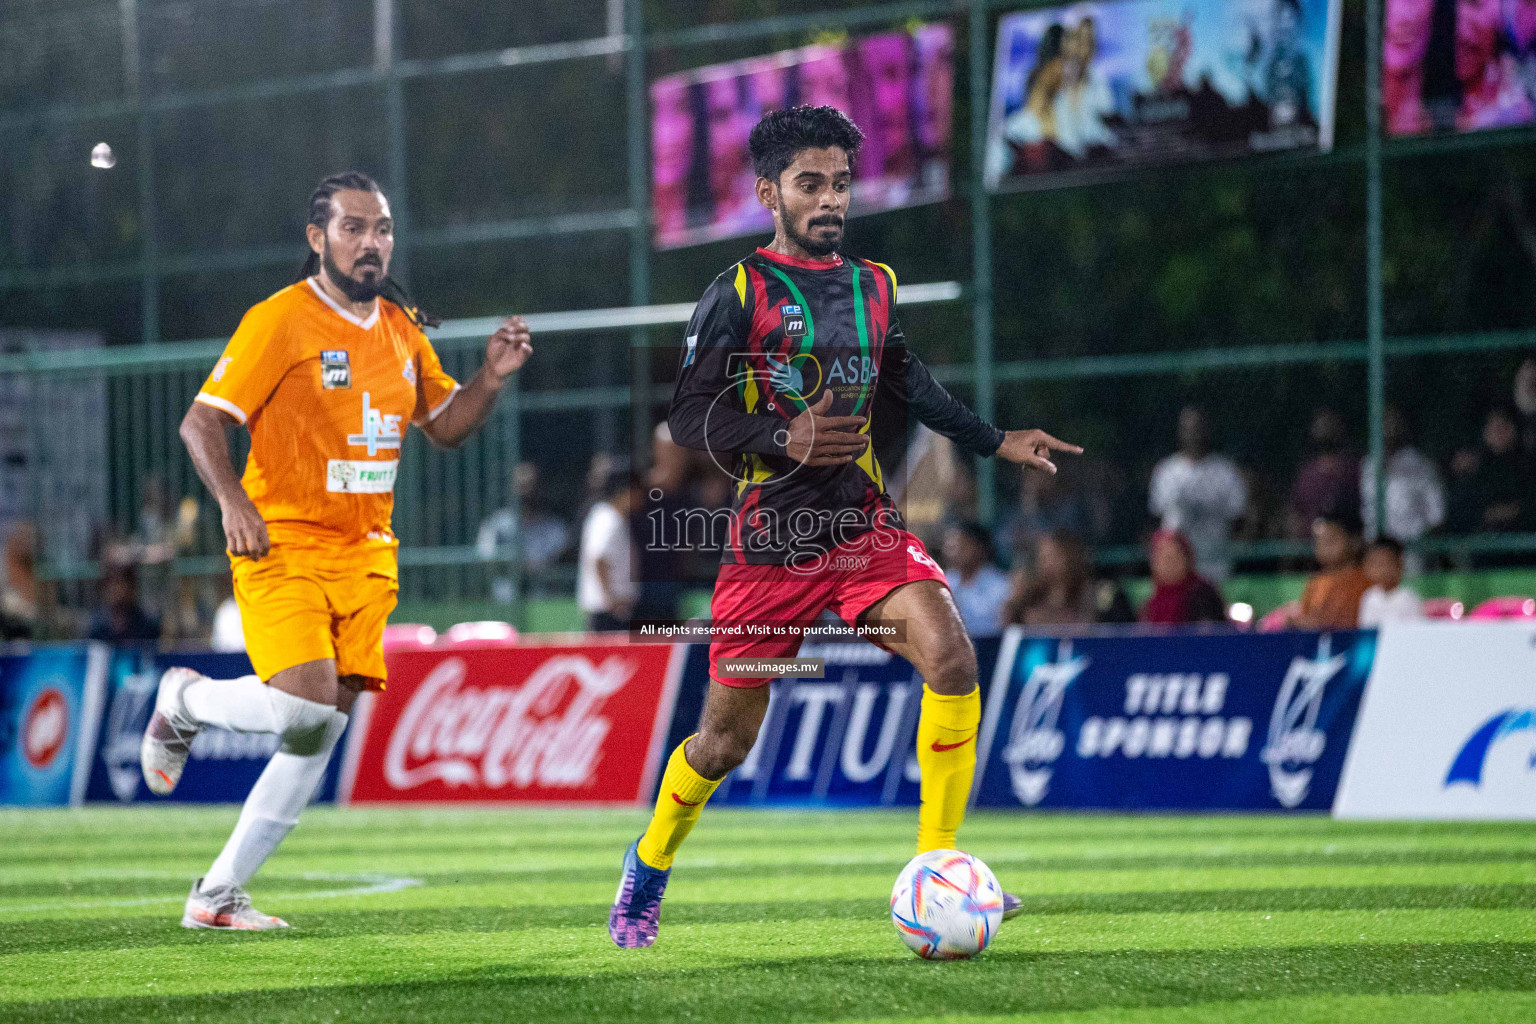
[0,872,422,915]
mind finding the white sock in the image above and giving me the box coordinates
[204,709,348,890]
[184,677,333,741]
[183,675,276,732]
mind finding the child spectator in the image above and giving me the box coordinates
[942,521,1009,638]
[1358,537,1424,627]
[1293,510,1371,629]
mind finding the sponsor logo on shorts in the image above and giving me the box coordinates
[327,459,400,494]
[321,349,351,389]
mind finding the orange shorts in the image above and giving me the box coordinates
[232,546,399,690]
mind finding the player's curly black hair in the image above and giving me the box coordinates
[298,171,440,328]
[748,105,865,183]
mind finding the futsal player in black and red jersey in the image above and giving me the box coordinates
[610,106,1080,948]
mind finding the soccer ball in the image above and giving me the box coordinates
[889,849,1005,960]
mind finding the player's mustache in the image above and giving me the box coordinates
[353,254,383,269]
[808,216,843,228]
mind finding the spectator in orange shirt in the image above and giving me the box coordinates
[1294,509,1371,629]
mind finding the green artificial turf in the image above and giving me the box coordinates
[1,807,1534,1022]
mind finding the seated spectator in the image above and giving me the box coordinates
[1448,407,1533,534]
[1360,406,1445,566]
[1289,408,1360,538]
[1293,510,1371,629]
[1140,529,1227,625]
[87,564,161,643]
[1005,529,1102,627]
[1,521,39,640]
[994,468,1091,567]
[942,521,1009,638]
[1358,537,1424,627]
[1149,406,1247,582]
[477,462,571,603]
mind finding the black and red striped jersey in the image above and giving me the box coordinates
[668,246,1004,566]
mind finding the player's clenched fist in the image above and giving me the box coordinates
[783,389,869,467]
[996,428,1083,474]
[221,492,271,560]
[485,316,533,382]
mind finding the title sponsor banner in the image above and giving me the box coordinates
[346,641,683,804]
[83,649,346,804]
[1335,622,1536,819]
[694,638,1004,807]
[974,628,1373,810]
[651,22,954,249]
[1385,0,1536,136]
[0,645,107,806]
[985,0,1341,189]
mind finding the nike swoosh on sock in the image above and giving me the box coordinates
[671,793,702,806]
[930,735,975,752]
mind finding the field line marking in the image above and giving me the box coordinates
[0,872,422,915]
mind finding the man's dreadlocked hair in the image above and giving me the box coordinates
[299,171,440,328]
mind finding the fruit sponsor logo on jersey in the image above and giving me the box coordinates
[326,459,399,494]
[321,349,351,390]
[21,687,67,769]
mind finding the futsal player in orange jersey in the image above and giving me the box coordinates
[140,172,533,929]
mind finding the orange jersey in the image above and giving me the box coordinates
[195,278,460,565]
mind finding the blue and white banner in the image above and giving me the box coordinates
[0,645,108,807]
[974,628,1374,811]
[674,638,1004,807]
[1335,622,1536,820]
[83,649,344,804]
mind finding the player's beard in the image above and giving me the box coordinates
[322,240,385,303]
[780,203,843,257]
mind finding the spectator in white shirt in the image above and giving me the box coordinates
[1360,406,1445,573]
[1149,406,1248,582]
[1358,537,1424,627]
[578,467,642,632]
[942,521,1009,638]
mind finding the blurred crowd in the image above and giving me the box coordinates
[4,356,1536,644]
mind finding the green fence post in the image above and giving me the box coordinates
[628,0,653,466]
[1366,0,1386,541]
[969,0,997,524]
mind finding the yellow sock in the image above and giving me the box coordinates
[915,684,981,853]
[636,738,721,870]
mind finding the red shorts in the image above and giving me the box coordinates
[707,528,948,687]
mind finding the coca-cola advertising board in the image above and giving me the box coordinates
[343,641,685,805]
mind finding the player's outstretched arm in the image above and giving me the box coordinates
[420,316,532,449]
[996,429,1084,475]
[180,402,270,560]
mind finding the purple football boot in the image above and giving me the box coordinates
[1002,892,1023,921]
[609,839,670,948]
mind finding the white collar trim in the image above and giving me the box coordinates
[307,276,380,330]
